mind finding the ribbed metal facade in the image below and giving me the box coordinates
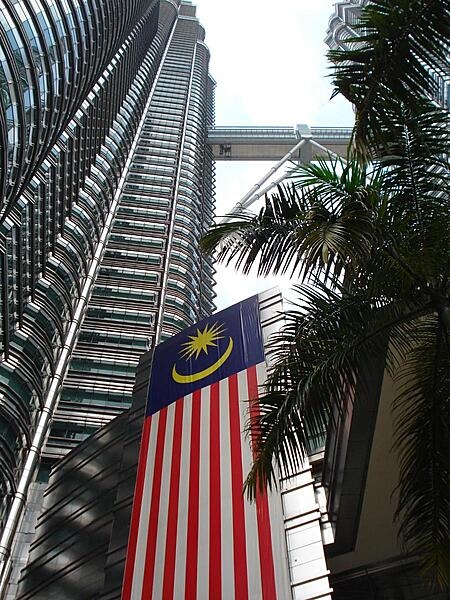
[0,0,160,220]
[0,0,215,581]
[324,0,369,51]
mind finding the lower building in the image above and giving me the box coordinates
[324,356,447,599]
[15,359,148,600]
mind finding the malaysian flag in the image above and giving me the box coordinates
[122,296,291,599]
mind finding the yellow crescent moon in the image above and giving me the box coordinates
[172,337,234,384]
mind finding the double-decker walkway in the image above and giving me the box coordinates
[207,124,353,219]
[207,124,352,161]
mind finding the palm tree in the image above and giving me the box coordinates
[201,0,450,589]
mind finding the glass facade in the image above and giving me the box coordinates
[45,4,215,462]
[0,0,215,578]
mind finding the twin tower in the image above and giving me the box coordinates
[0,0,215,571]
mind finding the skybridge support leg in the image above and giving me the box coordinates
[221,138,308,223]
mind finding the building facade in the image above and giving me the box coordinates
[43,1,215,464]
[325,0,369,51]
[0,0,215,592]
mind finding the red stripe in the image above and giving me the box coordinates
[228,373,249,599]
[142,406,168,596]
[121,416,152,600]
[162,399,184,599]
[209,381,222,599]
[247,365,277,600]
[185,390,201,600]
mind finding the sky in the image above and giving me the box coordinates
[192,0,355,310]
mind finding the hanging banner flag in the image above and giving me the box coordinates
[122,295,291,599]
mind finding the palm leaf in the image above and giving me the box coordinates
[244,281,431,498]
[329,0,450,158]
[201,158,381,285]
[393,316,450,588]
[201,1,450,583]
[375,102,450,287]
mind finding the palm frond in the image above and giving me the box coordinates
[374,103,450,285]
[201,159,382,285]
[244,281,431,499]
[377,100,450,167]
[201,2,450,587]
[329,0,450,157]
[393,316,450,588]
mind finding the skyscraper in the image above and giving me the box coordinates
[43,0,215,464]
[0,0,215,587]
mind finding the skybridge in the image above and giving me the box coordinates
[207,124,352,162]
[206,124,353,220]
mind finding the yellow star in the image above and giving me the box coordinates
[180,322,226,360]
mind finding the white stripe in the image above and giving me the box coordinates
[130,412,160,600]
[173,394,193,598]
[219,376,235,599]
[255,362,292,599]
[196,386,210,599]
[152,403,176,600]
[237,369,263,600]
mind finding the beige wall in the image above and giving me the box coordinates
[329,369,403,573]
